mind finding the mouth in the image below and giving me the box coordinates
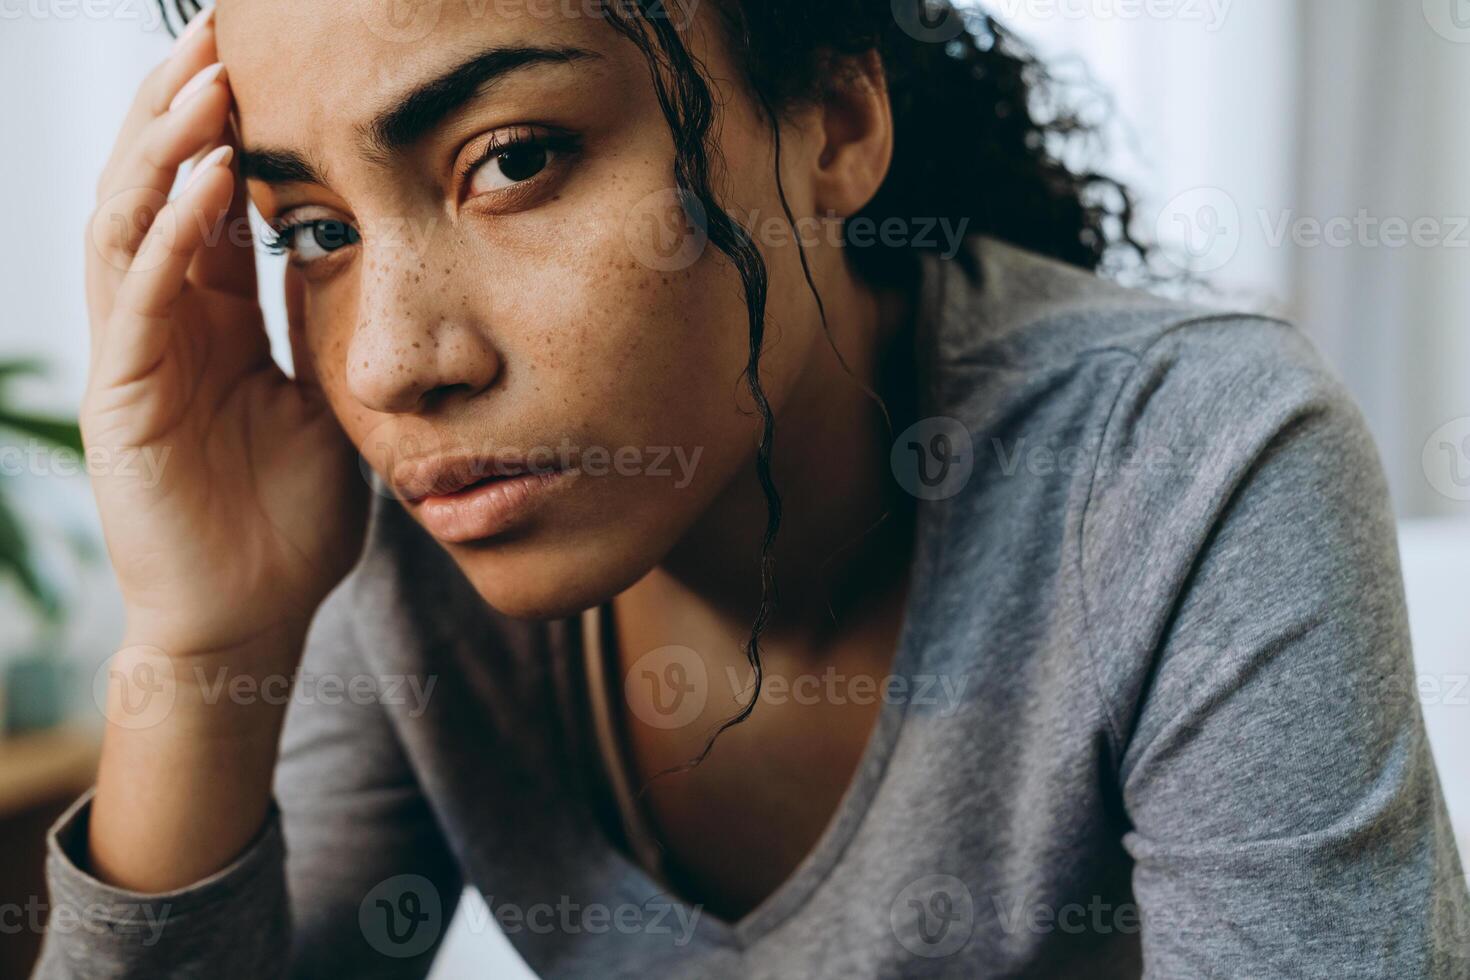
[392,453,578,544]
[393,453,562,503]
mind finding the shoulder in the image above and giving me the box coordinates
[922,240,1382,551]
[934,236,1338,390]
[1073,310,1394,661]
[1076,310,1381,552]
[930,239,1397,645]
[928,238,1372,495]
[935,247,1409,772]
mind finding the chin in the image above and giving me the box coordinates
[444,535,656,622]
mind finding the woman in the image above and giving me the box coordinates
[38,0,1468,976]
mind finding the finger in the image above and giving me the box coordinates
[188,118,258,299]
[87,68,231,326]
[98,147,236,390]
[96,62,229,209]
[99,6,218,186]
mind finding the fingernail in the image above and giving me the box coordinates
[170,62,226,113]
[184,145,234,191]
[173,5,215,50]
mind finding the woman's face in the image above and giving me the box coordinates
[216,0,853,619]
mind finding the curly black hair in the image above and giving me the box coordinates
[154,0,1148,775]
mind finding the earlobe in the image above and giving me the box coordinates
[811,50,894,219]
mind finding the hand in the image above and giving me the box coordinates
[82,13,367,668]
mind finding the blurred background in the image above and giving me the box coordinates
[0,1,1467,976]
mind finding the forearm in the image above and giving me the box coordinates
[88,638,298,893]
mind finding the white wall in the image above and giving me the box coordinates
[999,0,1470,519]
[0,3,290,685]
[0,4,161,695]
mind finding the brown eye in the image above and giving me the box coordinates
[469,143,551,195]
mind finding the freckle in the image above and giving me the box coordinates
[412,342,421,349]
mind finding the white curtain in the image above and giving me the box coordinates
[997,0,1470,518]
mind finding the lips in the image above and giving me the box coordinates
[392,453,564,503]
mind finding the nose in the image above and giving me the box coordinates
[345,250,501,415]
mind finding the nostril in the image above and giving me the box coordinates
[419,382,483,412]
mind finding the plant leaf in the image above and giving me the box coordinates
[0,487,60,619]
[0,359,46,388]
[0,410,84,454]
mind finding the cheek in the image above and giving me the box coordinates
[492,197,755,448]
[296,291,380,449]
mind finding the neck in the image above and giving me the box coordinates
[620,264,920,665]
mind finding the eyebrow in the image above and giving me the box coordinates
[239,44,599,186]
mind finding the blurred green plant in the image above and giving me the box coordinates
[0,358,85,623]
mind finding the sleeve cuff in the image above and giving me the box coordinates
[43,787,286,942]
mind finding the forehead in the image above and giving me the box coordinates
[215,0,631,153]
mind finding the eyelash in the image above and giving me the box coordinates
[454,125,581,192]
[260,127,582,259]
[260,220,344,256]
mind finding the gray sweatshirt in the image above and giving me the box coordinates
[35,239,1470,978]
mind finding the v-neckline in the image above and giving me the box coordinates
[566,242,955,947]
[573,493,945,948]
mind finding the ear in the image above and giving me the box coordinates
[809,50,894,219]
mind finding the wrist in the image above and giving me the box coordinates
[119,608,312,664]
[100,631,307,741]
